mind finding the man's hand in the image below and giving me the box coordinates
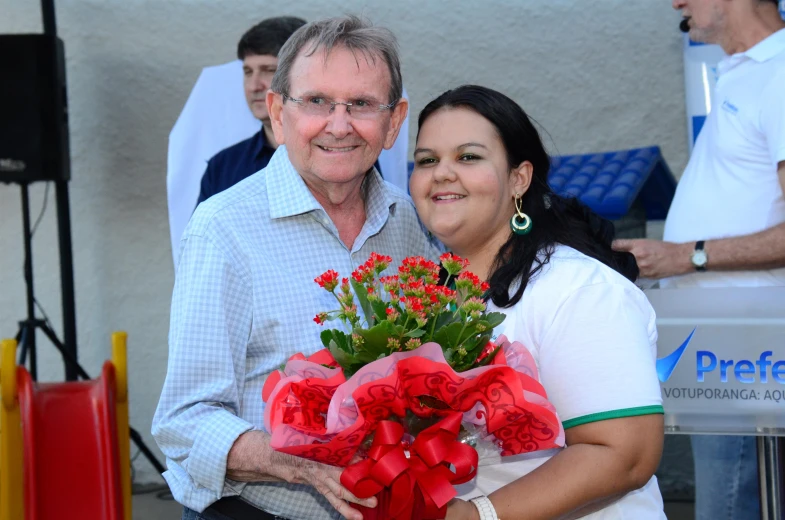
[227,430,376,520]
[268,451,375,520]
[612,239,693,279]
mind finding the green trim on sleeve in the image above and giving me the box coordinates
[562,405,664,430]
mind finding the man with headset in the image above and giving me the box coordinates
[614,1,785,517]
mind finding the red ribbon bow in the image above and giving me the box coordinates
[341,412,478,519]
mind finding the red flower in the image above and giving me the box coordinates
[380,275,400,294]
[402,296,424,314]
[368,252,393,273]
[439,252,468,266]
[440,252,470,276]
[456,271,488,297]
[352,262,375,284]
[457,271,481,285]
[402,279,425,298]
[314,270,339,291]
[385,306,400,321]
[398,256,439,286]
[433,285,456,298]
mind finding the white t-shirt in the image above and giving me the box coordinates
[456,246,665,519]
[662,29,785,288]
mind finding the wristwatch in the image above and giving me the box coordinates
[470,496,500,520]
[691,240,708,272]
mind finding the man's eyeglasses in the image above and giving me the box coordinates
[282,94,396,119]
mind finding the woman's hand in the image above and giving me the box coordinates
[445,498,481,520]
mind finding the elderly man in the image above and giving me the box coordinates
[196,16,306,205]
[614,0,785,518]
[153,16,438,520]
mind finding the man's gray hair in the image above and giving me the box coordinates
[270,15,403,105]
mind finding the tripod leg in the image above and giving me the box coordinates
[16,325,29,367]
[37,322,90,380]
[55,180,78,382]
[129,427,167,475]
[19,183,38,380]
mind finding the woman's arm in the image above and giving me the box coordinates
[448,413,664,520]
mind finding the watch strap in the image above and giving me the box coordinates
[470,496,500,520]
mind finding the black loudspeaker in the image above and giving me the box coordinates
[0,34,70,183]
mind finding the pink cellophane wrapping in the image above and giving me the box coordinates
[263,335,565,467]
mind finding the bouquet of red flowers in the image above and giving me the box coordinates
[262,253,564,520]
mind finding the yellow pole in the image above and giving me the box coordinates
[0,339,24,520]
[112,332,132,520]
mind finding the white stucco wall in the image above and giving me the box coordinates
[0,0,687,485]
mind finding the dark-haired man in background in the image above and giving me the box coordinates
[197,16,306,204]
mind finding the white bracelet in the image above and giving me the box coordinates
[470,495,500,520]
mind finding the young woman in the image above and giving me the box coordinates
[410,85,665,520]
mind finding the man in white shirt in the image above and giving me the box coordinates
[613,1,785,518]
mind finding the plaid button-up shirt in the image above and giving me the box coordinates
[152,146,439,519]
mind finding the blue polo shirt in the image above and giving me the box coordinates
[197,128,275,204]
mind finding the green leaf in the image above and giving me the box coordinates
[460,336,484,354]
[434,310,458,330]
[350,277,376,327]
[356,321,397,360]
[328,338,357,368]
[484,312,506,329]
[420,311,458,344]
[321,329,351,353]
[392,323,406,337]
[463,328,494,353]
[371,299,391,323]
[404,328,426,338]
[432,322,466,350]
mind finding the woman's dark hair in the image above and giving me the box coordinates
[418,85,639,308]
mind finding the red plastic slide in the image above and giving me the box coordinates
[18,362,123,520]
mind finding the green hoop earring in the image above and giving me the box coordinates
[510,194,533,235]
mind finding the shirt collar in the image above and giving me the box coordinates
[721,27,785,74]
[266,146,395,222]
[745,27,785,63]
[362,165,397,237]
